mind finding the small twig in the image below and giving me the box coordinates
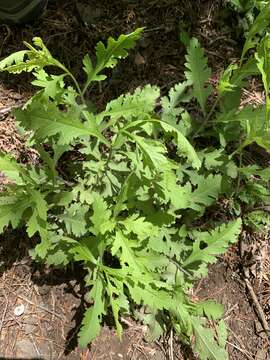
[0,103,25,119]
[240,238,270,336]
[168,258,193,278]
[29,334,41,358]
[226,340,255,360]
[120,317,133,327]
[0,106,12,115]
[223,303,239,320]
[132,345,149,360]
[192,95,220,139]
[244,277,270,335]
[16,294,64,320]
[169,328,174,360]
[0,298,9,335]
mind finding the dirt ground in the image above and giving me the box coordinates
[0,0,270,359]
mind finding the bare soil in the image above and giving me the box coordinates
[0,0,269,359]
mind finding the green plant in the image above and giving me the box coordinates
[224,0,270,34]
[0,20,269,359]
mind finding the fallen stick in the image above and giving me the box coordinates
[240,237,270,336]
[0,103,24,119]
[244,277,270,335]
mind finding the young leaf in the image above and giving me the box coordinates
[161,81,192,126]
[0,51,28,72]
[0,37,58,74]
[78,277,105,347]
[184,38,212,114]
[83,28,144,90]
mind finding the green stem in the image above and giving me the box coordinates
[82,71,99,96]
[236,148,243,194]
[55,61,86,106]
[192,96,220,139]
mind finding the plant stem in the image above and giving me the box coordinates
[236,148,243,194]
[66,70,86,105]
[55,61,86,106]
[192,96,220,139]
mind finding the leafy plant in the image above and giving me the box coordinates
[0,20,269,359]
[224,0,270,35]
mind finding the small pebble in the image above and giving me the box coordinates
[14,304,25,316]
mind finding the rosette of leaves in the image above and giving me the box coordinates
[0,28,255,360]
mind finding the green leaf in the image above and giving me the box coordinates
[198,149,224,170]
[143,312,165,342]
[242,3,270,60]
[69,238,98,264]
[183,219,242,269]
[160,121,201,169]
[195,300,224,320]
[0,193,31,232]
[125,132,173,172]
[106,276,126,339]
[90,194,113,235]
[158,170,192,209]
[0,154,25,185]
[184,38,212,114]
[26,190,48,237]
[161,81,192,126]
[0,50,28,72]
[127,282,172,311]
[14,99,109,146]
[78,277,105,347]
[111,230,142,271]
[218,64,238,96]
[99,85,160,127]
[123,118,201,170]
[0,37,58,74]
[217,320,228,348]
[192,318,228,360]
[83,28,143,89]
[32,69,66,99]
[189,174,222,211]
[120,214,159,241]
[245,210,270,231]
[59,203,88,237]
